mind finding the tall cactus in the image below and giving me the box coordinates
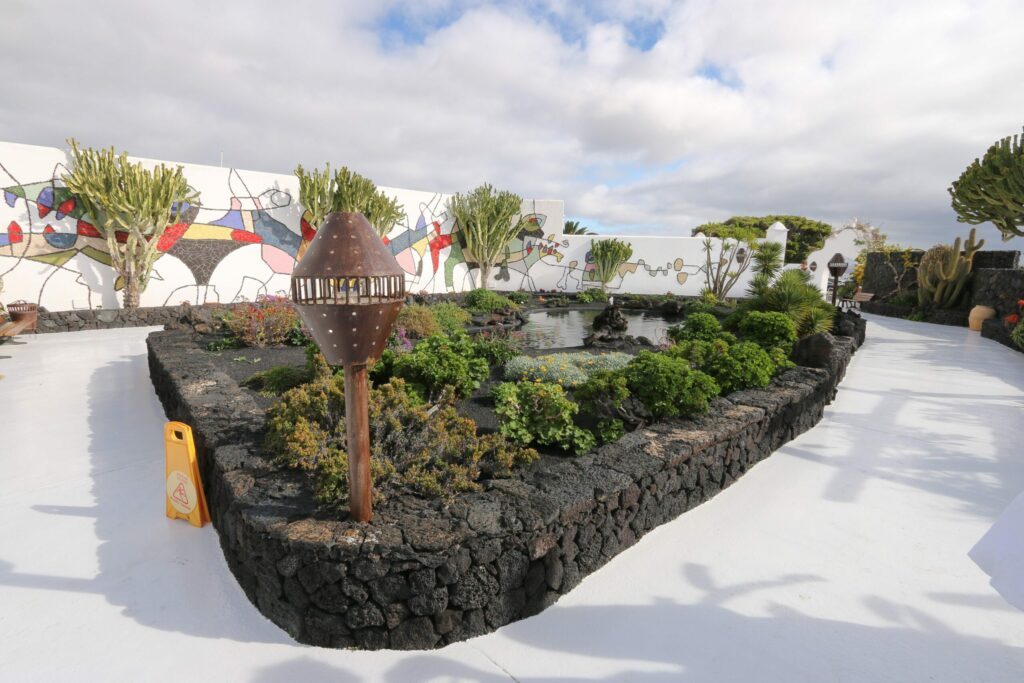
[916,228,984,309]
[63,139,197,309]
[949,128,1024,241]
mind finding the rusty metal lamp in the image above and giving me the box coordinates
[827,252,849,307]
[290,212,405,522]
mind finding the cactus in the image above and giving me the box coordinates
[916,228,985,309]
[590,238,633,291]
[949,128,1024,241]
[63,139,197,309]
[294,164,404,237]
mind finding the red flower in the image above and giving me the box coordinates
[1018,299,1024,308]
[1007,314,1021,325]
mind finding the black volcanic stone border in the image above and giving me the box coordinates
[33,302,247,334]
[146,317,864,650]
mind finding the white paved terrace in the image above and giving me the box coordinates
[0,314,1022,682]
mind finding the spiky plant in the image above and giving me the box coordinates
[448,184,525,290]
[916,228,984,309]
[63,139,197,309]
[294,163,404,237]
[702,226,759,299]
[590,238,633,291]
[746,240,785,296]
[949,128,1024,241]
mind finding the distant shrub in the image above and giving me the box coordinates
[431,302,471,334]
[576,289,609,304]
[668,312,722,343]
[738,311,798,353]
[397,304,442,339]
[225,295,301,347]
[494,381,595,455]
[506,291,531,305]
[464,288,518,314]
[504,352,632,388]
[621,351,719,419]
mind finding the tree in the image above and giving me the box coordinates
[564,220,591,235]
[701,226,760,300]
[294,163,404,236]
[694,215,832,264]
[448,183,525,290]
[63,139,197,309]
[590,238,633,291]
[949,128,1024,241]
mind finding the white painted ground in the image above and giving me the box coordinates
[0,315,1022,682]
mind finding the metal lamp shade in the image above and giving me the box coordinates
[290,212,405,366]
[827,252,849,278]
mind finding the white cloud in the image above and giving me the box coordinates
[1,0,1022,247]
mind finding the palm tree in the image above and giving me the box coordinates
[564,220,591,235]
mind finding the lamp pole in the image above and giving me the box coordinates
[290,212,405,522]
[827,253,849,307]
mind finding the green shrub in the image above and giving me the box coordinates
[392,333,489,400]
[507,291,531,305]
[576,288,609,304]
[621,351,719,420]
[432,302,471,334]
[464,288,519,314]
[668,312,722,343]
[738,311,798,353]
[397,304,442,339]
[573,369,633,424]
[705,341,774,394]
[664,339,729,369]
[768,346,796,374]
[471,327,524,365]
[504,352,632,388]
[595,418,625,444]
[243,365,310,395]
[267,378,538,505]
[494,381,595,455]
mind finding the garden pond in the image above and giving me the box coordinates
[519,308,680,348]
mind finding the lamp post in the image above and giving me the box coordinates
[290,212,405,522]
[827,253,848,307]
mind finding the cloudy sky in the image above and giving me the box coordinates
[2,0,1022,247]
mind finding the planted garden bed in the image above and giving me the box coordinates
[147,292,866,649]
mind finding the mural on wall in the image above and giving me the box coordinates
[0,141,786,310]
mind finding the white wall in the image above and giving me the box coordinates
[0,141,786,310]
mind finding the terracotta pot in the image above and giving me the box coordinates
[968,304,996,331]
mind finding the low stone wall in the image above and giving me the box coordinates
[862,251,923,300]
[981,319,1023,353]
[859,300,968,327]
[146,321,863,650]
[32,302,243,334]
[973,268,1024,317]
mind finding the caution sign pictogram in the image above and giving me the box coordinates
[164,422,209,527]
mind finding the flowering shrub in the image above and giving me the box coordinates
[1007,299,1024,350]
[494,381,595,455]
[391,333,489,400]
[504,352,632,388]
[224,295,303,348]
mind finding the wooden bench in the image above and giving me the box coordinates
[840,291,874,310]
[0,318,33,340]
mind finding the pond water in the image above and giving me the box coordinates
[520,308,680,349]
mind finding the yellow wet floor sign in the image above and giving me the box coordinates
[164,422,210,527]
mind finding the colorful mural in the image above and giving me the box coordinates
[0,141,785,310]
